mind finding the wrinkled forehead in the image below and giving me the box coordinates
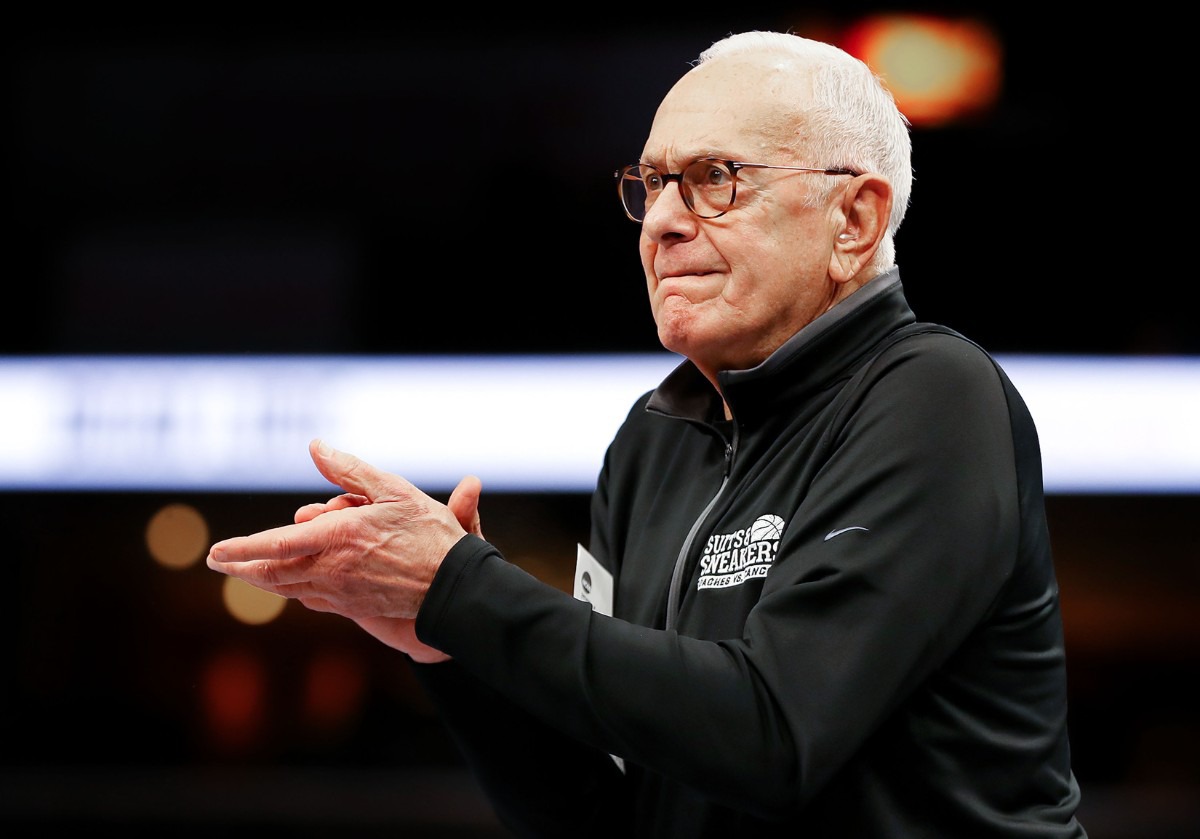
[641,55,814,164]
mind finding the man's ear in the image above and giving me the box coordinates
[829,174,892,283]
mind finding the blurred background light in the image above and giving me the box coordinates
[201,647,268,755]
[146,502,209,570]
[222,576,288,625]
[838,13,1003,126]
[2,355,1197,495]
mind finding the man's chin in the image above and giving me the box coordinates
[658,322,716,364]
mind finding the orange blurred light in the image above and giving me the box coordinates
[146,502,209,570]
[222,575,287,625]
[200,647,267,755]
[839,14,1003,127]
[302,646,367,731]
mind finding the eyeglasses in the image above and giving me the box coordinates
[615,157,860,222]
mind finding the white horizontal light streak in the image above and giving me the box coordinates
[995,355,1200,493]
[0,354,1197,494]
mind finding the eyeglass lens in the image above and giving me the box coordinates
[620,160,735,221]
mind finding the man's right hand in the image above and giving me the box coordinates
[346,473,484,663]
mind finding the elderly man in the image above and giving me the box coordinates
[208,30,1087,838]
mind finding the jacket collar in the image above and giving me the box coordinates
[647,268,915,424]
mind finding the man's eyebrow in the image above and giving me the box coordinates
[638,151,735,168]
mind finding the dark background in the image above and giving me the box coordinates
[3,5,1197,838]
[4,6,1191,358]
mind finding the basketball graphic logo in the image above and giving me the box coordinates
[696,513,786,590]
[750,514,785,542]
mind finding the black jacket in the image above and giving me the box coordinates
[415,269,1087,837]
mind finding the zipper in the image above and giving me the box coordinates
[664,428,737,630]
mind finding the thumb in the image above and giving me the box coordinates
[309,438,413,502]
[448,474,484,537]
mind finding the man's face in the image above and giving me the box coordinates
[638,56,845,382]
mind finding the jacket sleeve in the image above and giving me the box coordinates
[415,336,1034,819]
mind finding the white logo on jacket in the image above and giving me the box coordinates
[696,514,785,590]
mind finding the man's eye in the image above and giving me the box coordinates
[688,161,730,188]
[702,165,730,186]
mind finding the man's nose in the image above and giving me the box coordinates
[642,181,696,236]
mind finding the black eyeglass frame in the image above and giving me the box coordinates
[615,157,861,222]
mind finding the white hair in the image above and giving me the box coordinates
[698,31,913,271]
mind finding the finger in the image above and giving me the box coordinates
[308,438,417,503]
[295,503,324,524]
[207,519,329,567]
[294,492,369,524]
[447,474,484,537]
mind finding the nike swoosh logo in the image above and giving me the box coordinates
[824,526,870,541]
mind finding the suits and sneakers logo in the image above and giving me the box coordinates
[697,514,785,590]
